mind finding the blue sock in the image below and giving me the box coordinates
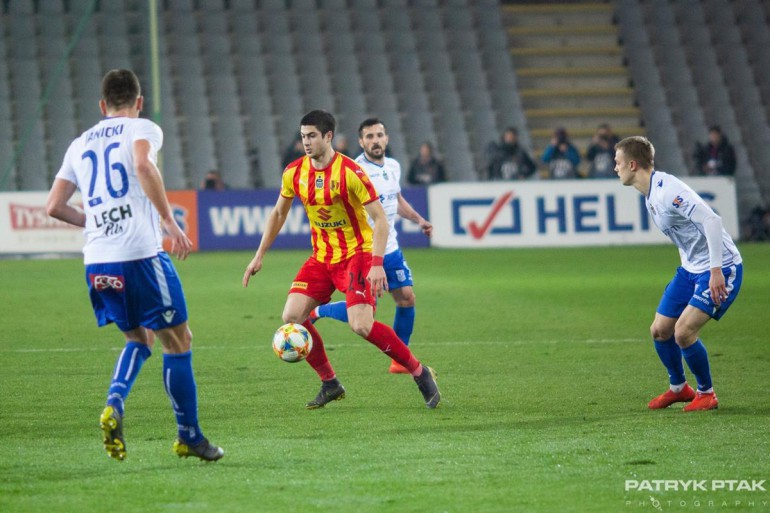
[393,306,415,346]
[106,341,151,416]
[317,301,349,323]
[163,352,203,445]
[682,339,713,392]
[653,336,685,386]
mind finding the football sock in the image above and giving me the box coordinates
[653,336,686,387]
[670,383,686,394]
[393,306,415,346]
[365,321,420,374]
[317,301,348,323]
[681,339,713,393]
[163,351,203,445]
[106,341,151,416]
[302,320,336,381]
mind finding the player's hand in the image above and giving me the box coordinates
[419,219,433,237]
[709,267,727,307]
[367,264,388,298]
[163,219,192,260]
[242,254,263,287]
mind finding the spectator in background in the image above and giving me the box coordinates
[485,127,536,180]
[742,206,770,241]
[693,125,736,176]
[282,133,305,168]
[200,170,226,191]
[407,142,446,186]
[585,123,621,179]
[333,133,360,158]
[541,127,580,179]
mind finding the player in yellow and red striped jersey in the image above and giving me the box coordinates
[281,142,377,264]
[243,110,440,409]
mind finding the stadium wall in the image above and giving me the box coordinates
[0,179,738,256]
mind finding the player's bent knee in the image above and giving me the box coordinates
[395,295,415,308]
[157,322,192,354]
[348,320,372,338]
[650,324,673,341]
[673,323,699,348]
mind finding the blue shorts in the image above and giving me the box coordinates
[384,249,413,291]
[656,264,743,321]
[85,252,188,332]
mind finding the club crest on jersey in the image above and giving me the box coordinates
[330,180,339,191]
[315,176,324,189]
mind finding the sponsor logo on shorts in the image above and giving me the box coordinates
[90,274,125,292]
[292,281,308,290]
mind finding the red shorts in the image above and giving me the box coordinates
[289,253,376,308]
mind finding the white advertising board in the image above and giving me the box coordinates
[0,192,85,254]
[428,178,739,248]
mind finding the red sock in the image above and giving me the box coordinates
[302,320,335,381]
[365,321,420,374]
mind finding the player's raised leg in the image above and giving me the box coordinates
[312,300,348,324]
[348,304,440,408]
[100,328,153,460]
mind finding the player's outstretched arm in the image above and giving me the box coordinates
[47,178,86,227]
[133,139,191,260]
[243,195,293,288]
[396,193,432,237]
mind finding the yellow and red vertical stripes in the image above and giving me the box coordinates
[280,153,378,264]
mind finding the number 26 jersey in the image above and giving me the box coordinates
[56,117,164,264]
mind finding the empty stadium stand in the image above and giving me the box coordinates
[0,0,768,221]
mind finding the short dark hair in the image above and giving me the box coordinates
[358,117,386,137]
[504,127,518,136]
[300,110,336,137]
[101,69,141,110]
[708,125,722,134]
[615,136,655,170]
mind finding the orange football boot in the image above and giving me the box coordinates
[389,360,410,374]
[683,391,718,411]
[648,384,696,409]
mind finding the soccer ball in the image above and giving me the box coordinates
[272,323,313,363]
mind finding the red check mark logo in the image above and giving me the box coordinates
[467,191,515,240]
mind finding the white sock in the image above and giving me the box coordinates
[670,382,686,393]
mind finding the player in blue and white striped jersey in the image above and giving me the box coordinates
[614,136,743,412]
[310,118,433,374]
[46,69,223,460]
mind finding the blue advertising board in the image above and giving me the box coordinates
[196,188,430,251]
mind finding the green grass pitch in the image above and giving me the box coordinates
[1,245,768,512]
